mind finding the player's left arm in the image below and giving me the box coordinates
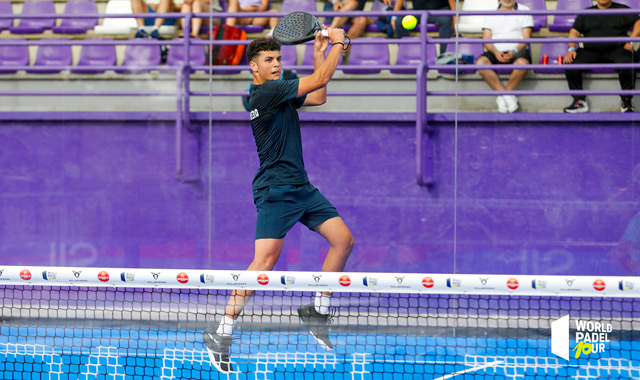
[303,31,331,106]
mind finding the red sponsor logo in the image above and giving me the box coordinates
[593,279,605,291]
[20,269,32,281]
[422,276,434,288]
[97,271,110,282]
[339,275,351,286]
[507,278,519,290]
[257,274,269,285]
[177,272,189,284]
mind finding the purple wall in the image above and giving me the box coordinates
[1,117,638,275]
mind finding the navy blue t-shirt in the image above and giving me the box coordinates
[248,79,308,191]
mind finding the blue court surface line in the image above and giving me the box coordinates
[0,326,639,379]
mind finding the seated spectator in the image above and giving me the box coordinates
[324,0,372,43]
[563,0,640,113]
[180,0,222,37]
[476,0,533,113]
[132,0,180,39]
[226,0,279,35]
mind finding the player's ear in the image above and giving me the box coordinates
[249,60,258,73]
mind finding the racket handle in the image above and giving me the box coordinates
[320,29,329,37]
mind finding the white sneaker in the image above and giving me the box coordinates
[504,95,519,113]
[496,96,508,113]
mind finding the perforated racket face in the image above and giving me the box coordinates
[272,11,323,45]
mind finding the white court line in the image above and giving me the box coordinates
[432,361,504,380]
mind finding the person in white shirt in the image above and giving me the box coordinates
[476,0,533,113]
[226,0,279,34]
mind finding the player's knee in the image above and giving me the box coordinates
[335,233,354,254]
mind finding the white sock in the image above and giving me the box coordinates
[138,26,145,31]
[314,292,331,315]
[216,316,236,336]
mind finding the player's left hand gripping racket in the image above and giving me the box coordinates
[272,11,349,47]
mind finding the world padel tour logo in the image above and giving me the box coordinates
[97,271,110,282]
[422,276,434,288]
[176,272,189,284]
[551,315,611,360]
[339,275,351,286]
[20,269,32,281]
[257,274,269,285]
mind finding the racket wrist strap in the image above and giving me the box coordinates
[333,42,345,49]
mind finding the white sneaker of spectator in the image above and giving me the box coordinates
[496,96,508,113]
[504,95,518,113]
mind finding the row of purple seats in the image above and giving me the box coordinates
[0,0,98,34]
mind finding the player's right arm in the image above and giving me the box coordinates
[297,27,345,97]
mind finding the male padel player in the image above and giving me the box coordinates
[203,29,354,374]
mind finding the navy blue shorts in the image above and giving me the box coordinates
[253,183,340,240]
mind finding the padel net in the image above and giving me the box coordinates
[1,266,639,379]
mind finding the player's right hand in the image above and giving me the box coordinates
[327,27,345,44]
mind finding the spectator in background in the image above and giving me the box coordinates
[476,0,533,113]
[180,0,222,38]
[226,0,279,35]
[563,0,640,113]
[325,0,369,44]
[132,0,179,39]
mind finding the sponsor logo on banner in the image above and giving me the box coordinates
[42,271,57,280]
[177,272,189,284]
[147,271,166,285]
[226,273,247,286]
[619,280,634,291]
[391,275,411,289]
[532,279,547,289]
[507,278,519,290]
[339,275,351,287]
[281,275,295,285]
[593,279,605,291]
[121,272,135,282]
[69,269,88,283]
[446,278,461,288]
[475,277,495,290]
[97,271,110,282]
[200,274,215,284]
[363,277,378,287]
[257,274,269,285]
[551,315,612,360]
[422,276,434,288]
[0,269,8,281]
[560,278,581,292]
[20,269,32,281]
[307,274,328,288]
[151,272,161,280]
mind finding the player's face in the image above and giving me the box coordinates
[596,0,612,7]
[252,50,282,83]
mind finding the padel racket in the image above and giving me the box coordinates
[272,11,330,45]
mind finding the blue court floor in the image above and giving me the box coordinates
[1,326,639,380]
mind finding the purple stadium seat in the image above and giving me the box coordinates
[390,38,436,74]
[0,39,29,74]
[534,42,568,74]
[517,0,547,32]
[280,44,297,67]
[10,0,56,34]
[437,40,484,74]
[27,39,72,74]
[548,0,592,33]
[0,1,13,32]
[166,39,206,69]
[72,39,117,74]
[117,40,162,73]
[343,38,389,74]
[296,42,344,74]
[52,1,98,34]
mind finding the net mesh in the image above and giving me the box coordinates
[1,270,639,379]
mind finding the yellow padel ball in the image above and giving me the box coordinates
[401,15,417,30]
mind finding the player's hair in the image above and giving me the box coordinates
[246,38,281,63]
